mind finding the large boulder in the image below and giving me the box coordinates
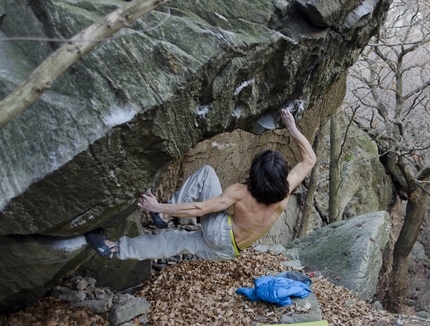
[0,234,91,313]
[0,0,392,313]
[286,211,391,300]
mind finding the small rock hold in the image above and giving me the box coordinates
[50,287,86,302]
[108,294,150,326]
[76,278,90,291]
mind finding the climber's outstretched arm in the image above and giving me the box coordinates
[280,108,316,193]
[137,184,243,218]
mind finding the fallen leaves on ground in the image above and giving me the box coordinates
[313,277,392,326]
[1,248,428,325]
[0,297,109,326]
[140,248,293,325]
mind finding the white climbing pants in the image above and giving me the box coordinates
[115,166,238,261]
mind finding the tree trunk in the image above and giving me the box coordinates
[384,181,429,312]
[329,113,341,223]
[297,127,325,238]
[0,0,165,130]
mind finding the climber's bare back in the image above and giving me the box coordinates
[216,183,288,250]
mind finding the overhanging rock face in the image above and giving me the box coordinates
[0,0,391,313]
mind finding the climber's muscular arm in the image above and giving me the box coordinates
[280,108,316,193]
[137,184,243,217]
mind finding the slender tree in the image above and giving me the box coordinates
[328,112,342,223]
[297,127,325,237]
[346,0,430,312]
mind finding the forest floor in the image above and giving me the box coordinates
[0,248,429,326]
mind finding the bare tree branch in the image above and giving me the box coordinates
[340,104,360,156]
[0,0,166,130]
[404,89,428,117]
[403,76,430,100]
[415,166,430,181]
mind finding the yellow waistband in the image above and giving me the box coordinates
[227,215,240,256]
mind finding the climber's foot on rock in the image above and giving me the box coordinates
[85,232,114,256]
[150,211,169,228]
[105,239,117,253]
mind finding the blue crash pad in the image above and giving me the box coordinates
[236,276,312,306]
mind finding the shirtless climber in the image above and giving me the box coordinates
[86,108,316,261]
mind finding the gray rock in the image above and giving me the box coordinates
[279,293,322,324]
[108,294,150,326]
[50,286,86,302]
[253,244,270,253]
[50,275,113,313]
[282,260,304,271]
[412,242,430,265]
[0,234,92,312]
[284,248,300,261]
[406,240,430,312]
[372,301,384,310]
[269,244,288,256]
[71,294,113,314]
[417,311,430,319]
[279,315,295,323]
[292,293,323,323]
[341,0,380,32]
[287,211,390,300]
[297,0,362,27]
[76,277,94,291]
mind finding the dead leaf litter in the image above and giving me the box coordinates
[0,248,428,325]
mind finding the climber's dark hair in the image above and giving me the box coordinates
[244,150,289,205]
